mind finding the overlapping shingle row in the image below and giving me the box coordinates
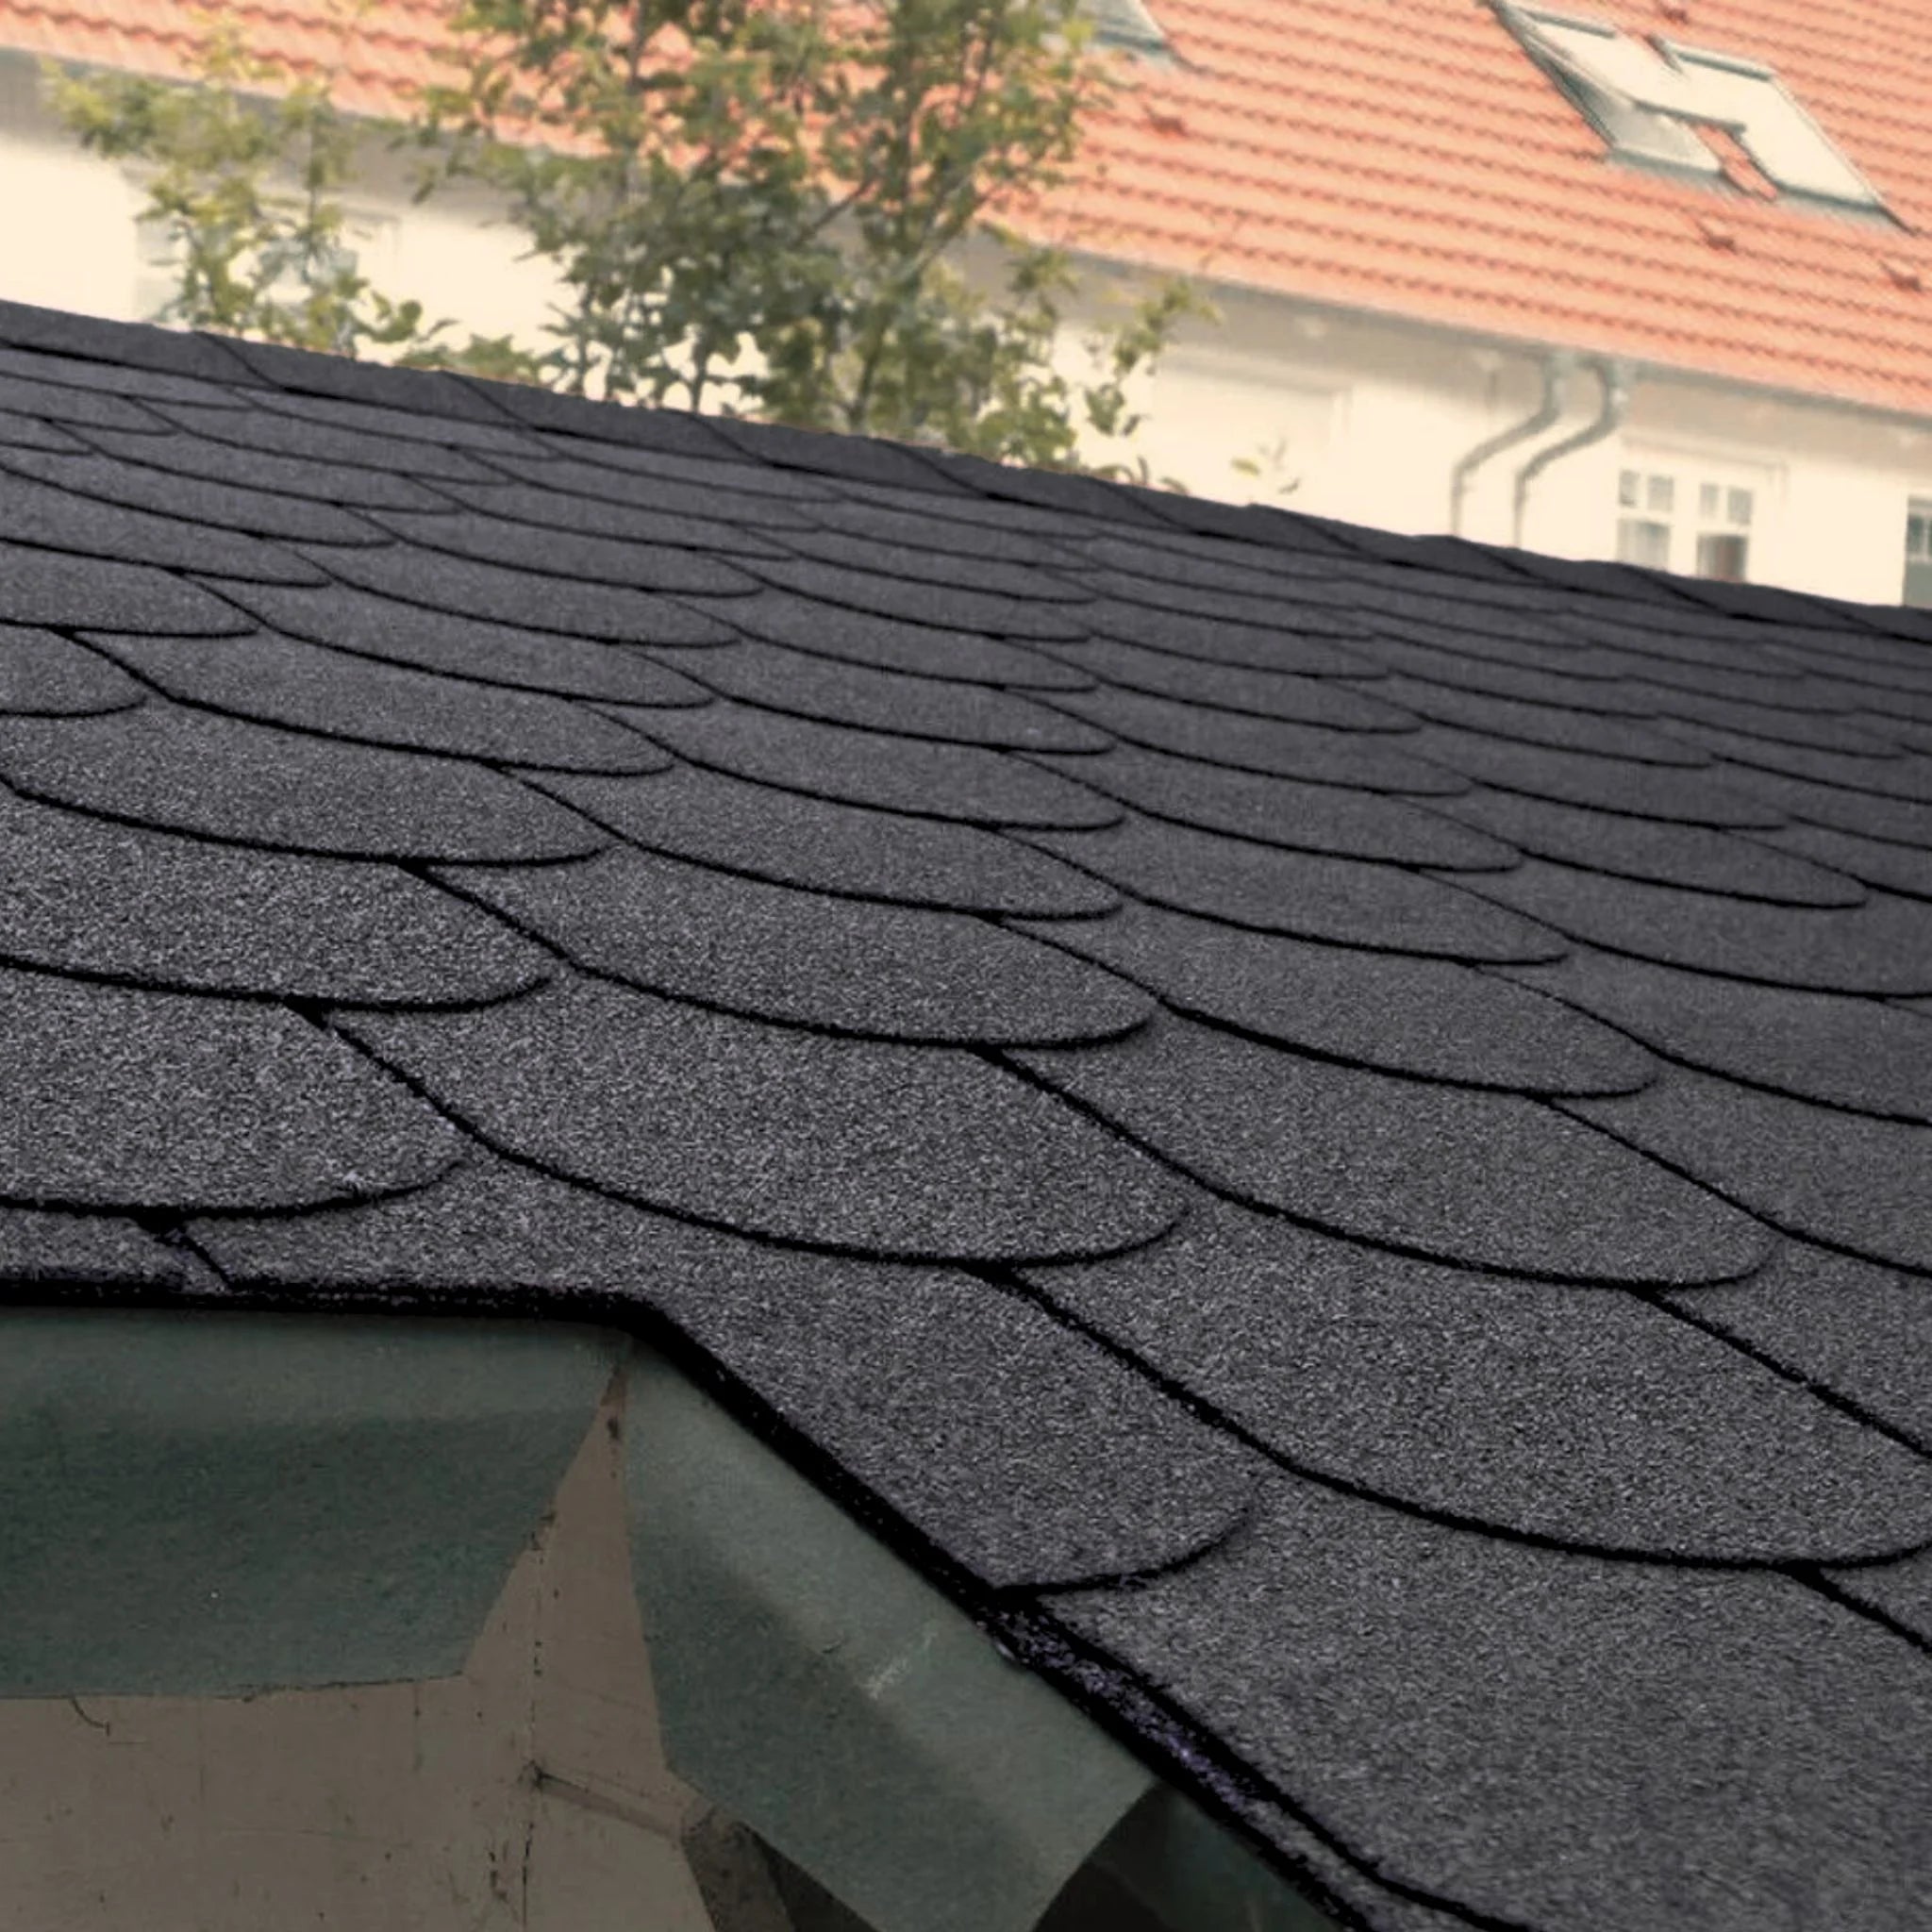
[0,301,1928,1932]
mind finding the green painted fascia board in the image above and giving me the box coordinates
[624,1341,1155,1932]
[0,1307,620,1697]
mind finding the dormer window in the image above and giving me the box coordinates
[1500,5,1890,217]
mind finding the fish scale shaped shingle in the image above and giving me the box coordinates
[0,296,1928,1932]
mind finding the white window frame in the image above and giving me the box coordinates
[1615,444,1781,581]
[1904,495,1932,608]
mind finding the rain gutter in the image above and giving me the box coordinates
[1511,355,1635,545]
[1448,349,1575,535]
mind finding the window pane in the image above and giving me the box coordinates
[1699,482,1720,519]
[1618,518,1672,569]
[1695,532,1749,581]
[1667,49,1879,206]
[1910,515,1929,560]
[1618,469,1640,508]
[1646,475,1675,512]
[1727,488,1754,527]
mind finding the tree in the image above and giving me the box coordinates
[416,0,1215,476]
[43,2,529,374]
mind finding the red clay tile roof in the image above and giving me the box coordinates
[8,0,1932,417]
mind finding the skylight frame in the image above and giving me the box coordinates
[1656,37,1890,213]
[1081,0,1173,58]
[1507,6,1725,184]
[1498,2,1893,219]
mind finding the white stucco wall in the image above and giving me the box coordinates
[5,42,1931,607]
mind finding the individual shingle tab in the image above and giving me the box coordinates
[150,397,520,482]
[1407,722,1783,824]
[342,974,1184,1262]
[766,522,1091,603]
[501,437,832,512]
[1666,719,1932,803]
[359,505,759,595]
[75,423,457,511]
[1432,784,1863,904]
[799,490,1082,566]
[1071,561,1367,631]
[1749,819,1932,901]
[1566,1071,1932,1272]
[418,475,793,558]
[1077,529,1346,594]
[447,844,1150,1044]
[1628,675,1895,754]
[1024,1197,1932,1561]
[1665,1242,1932,1456]
[671,1257,1262,1590]
[1360,671,1707,764]
[1507,950,1932,1120]
[216,338,521,424]
[1016,901,1647,1092]
[0,335,253,401]
[242,382,545,455]
[633,699,1119,827]
[0,966,461,1210]
[1467,858,1932,994]
[0,1207,205,1291]
[202,578,706,706]
[724,585,1089,687]
[533,763,1114,915]
[1020,815,1562,961]
[0,369,167,432]
[708,415,968,492]
[0,541,250,633]
[0,443,385,545]
[1044,634,1416,730]
[83,631,668,774]
[741,553,1093,641]
[0,704,606,862]
[299,541,736,643]
[667,638,1108,749]
[1081,592,1376,667]
[0,410,89,453]
[1042,683,1458,792]
[192,1153,1257,1591]
[1715,762,1932,848]
[1826,1545,1932,1649]
[1013,1015,1769,1284]
[1025,742,1512,867]
[0,787,549,1006]
[0,467,324,582]
[1340,622,1660,709]
[1047,1476,1932,1932]
[0,628,142,715]
[462,382,749,457]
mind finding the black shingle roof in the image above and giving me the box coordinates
[1,297,1928,1932]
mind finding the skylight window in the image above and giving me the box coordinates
[1661,44,1878,206]
[1502,5,1888,215]
[1082,0,1171,57]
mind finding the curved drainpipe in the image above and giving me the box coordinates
[1512,356,1634,547]
[1448,349,1574,536]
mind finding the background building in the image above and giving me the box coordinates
[3,0,1931,603]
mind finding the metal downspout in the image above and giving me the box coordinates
[1448,350,1574,536]
[1512,356,1634,547]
